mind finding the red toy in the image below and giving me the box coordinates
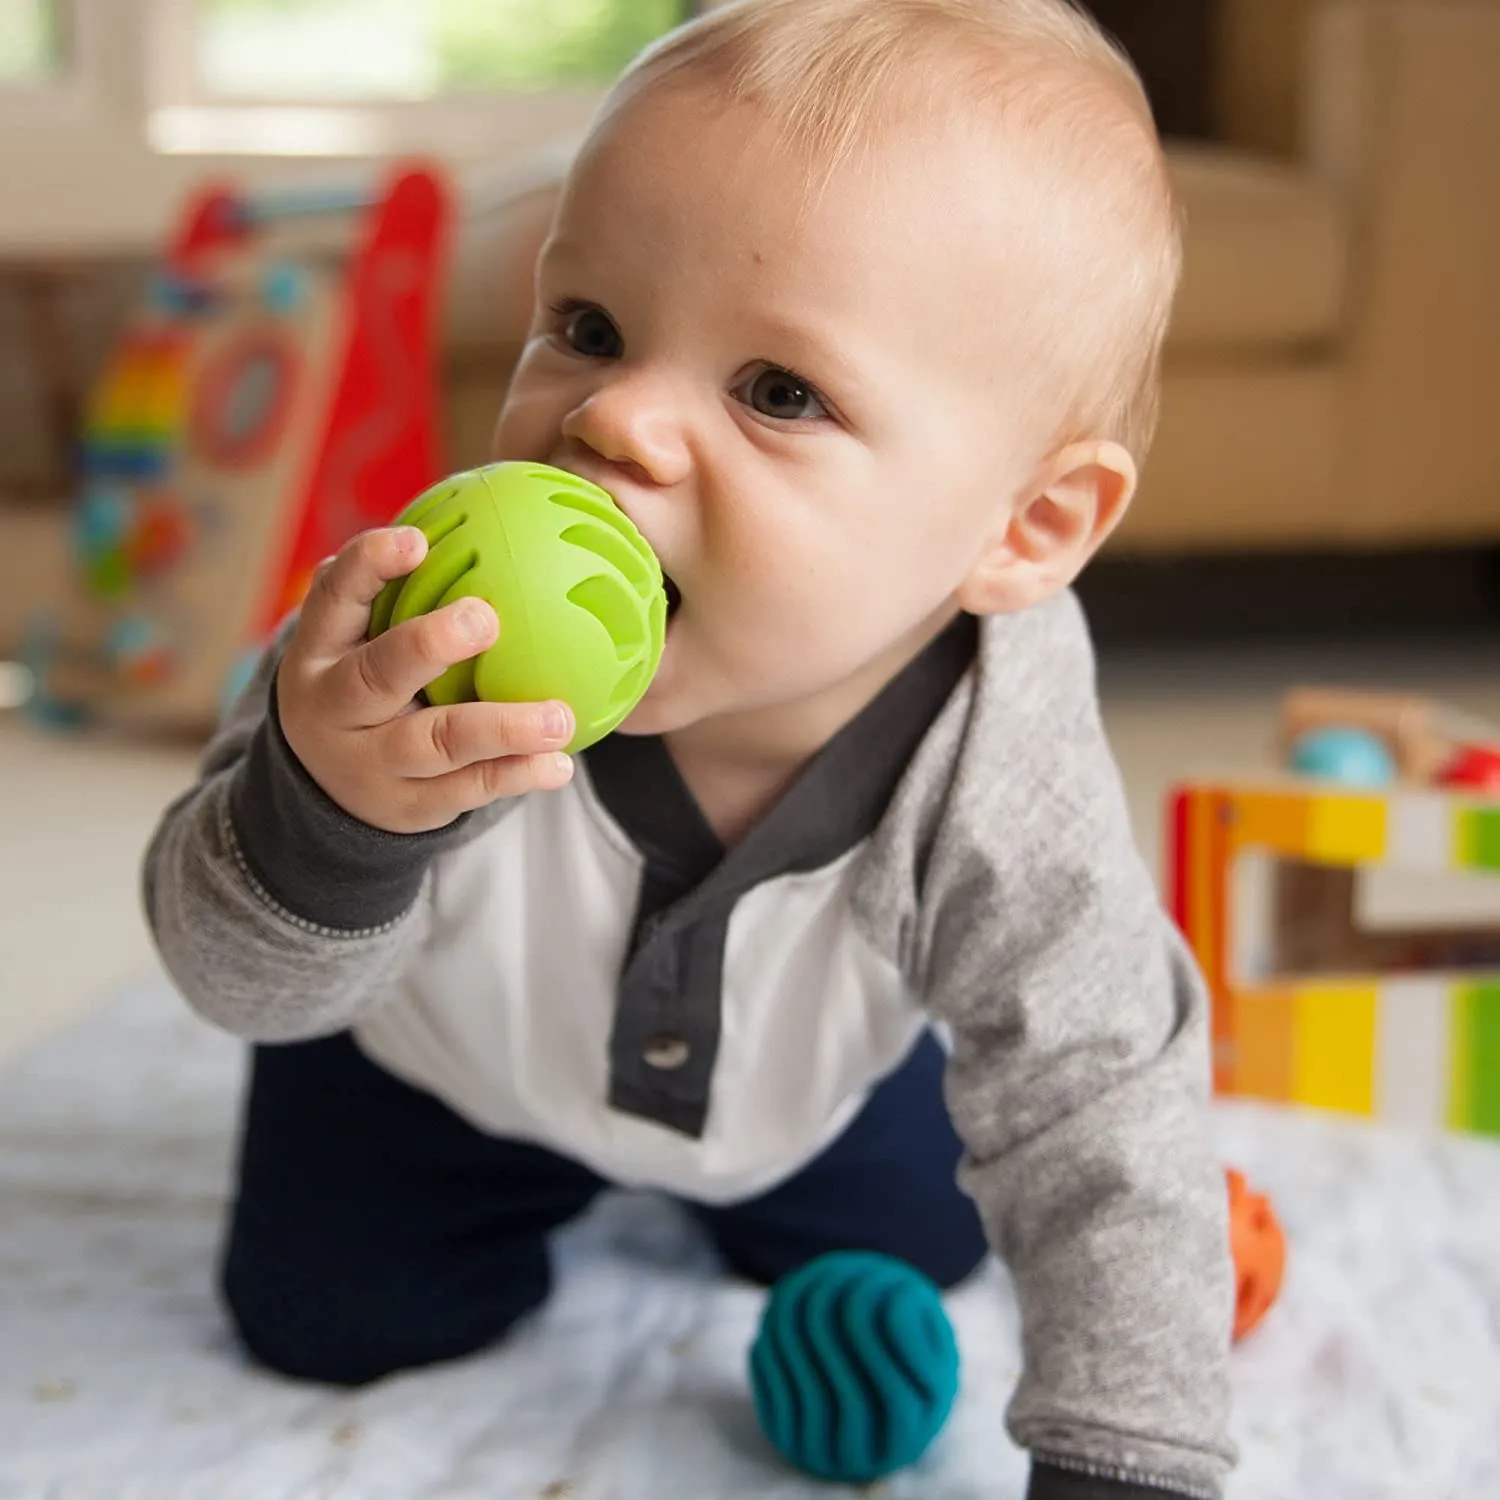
[1437,743,1500,795]
[38,163,451,733]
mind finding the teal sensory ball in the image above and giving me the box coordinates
[748,1251,960,1484]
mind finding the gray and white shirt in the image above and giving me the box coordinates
[143,591,1235,1500]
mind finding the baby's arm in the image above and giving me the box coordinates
[929,881,1234,1500]
[143,527,573,1041]
[912,624,1235,1500]
[143,624,454,1040]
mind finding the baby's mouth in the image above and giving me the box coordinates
[663,576,683,618]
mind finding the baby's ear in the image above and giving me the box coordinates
[956,440,1137,615]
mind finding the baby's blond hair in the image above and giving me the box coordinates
[610,0,1183,461]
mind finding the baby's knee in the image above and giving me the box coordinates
[222,1264,404,1386]
[220,1242,552,1387]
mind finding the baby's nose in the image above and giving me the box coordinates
[560,375,692,490]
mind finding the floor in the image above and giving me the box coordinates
[9,979,1500,1499]
[1,632,1497,1067]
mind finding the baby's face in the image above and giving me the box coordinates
[494,83,1043,741]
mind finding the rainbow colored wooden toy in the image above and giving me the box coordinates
[1168,780,1500,1136]
[35,165,450,733]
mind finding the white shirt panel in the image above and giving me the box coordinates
[355,774,925,1202]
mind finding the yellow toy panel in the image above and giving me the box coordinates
[1168,781,1500,1137]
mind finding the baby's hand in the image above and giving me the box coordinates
[276,527,576,834]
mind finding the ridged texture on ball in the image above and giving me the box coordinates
[749,1252,960,1483]
[368,463,666,753]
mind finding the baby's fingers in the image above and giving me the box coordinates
[416,750,576,822]
[325,599,498,728]
[295,528,427,665]
[383,699,575,777]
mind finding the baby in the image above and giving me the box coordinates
[144,1,1235,1496]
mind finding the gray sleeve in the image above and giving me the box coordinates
[901,599,1235,1499]
[141,626,471,1042]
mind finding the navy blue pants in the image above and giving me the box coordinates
[220,1030,987,1387]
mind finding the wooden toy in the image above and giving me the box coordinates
[34,164,451,733]
[1280,687,1447,783]
[1168,777,1500,1136]
[1281,685,1500,792]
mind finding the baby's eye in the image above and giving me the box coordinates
[555,302,623,359]
[735,366,829,422]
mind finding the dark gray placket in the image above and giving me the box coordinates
[608,897,734,1137]
[582,612,979,1140]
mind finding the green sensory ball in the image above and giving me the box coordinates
[368,463,667,754]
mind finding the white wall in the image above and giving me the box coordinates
[0,0,603,494]
[0,0,613,252]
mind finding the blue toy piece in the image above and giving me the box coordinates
[1289,725,1398,788]
[72,484,132,566]
[748,1251,960,1484]
[18,613,87,732]
[218,645,263,723]
[147,271,216,318]
[260,261,310,316]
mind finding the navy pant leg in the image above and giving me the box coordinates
[221,1031,605,1387]
[692,1033,989,1290]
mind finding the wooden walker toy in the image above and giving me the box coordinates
[1171,687,1500,1345]
[1170,688,1500,1136]
[33,163,451,733]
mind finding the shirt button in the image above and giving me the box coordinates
[642,1034,691,1071]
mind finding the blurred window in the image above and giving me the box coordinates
[0,0,62,84]
[196,0,690,100]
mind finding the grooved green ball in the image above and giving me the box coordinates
[368,463,667,753]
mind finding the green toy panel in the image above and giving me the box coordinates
[1460,807,1500,872]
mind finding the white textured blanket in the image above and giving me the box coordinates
[3,980,1499,1500]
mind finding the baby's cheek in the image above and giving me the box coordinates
[489,401,548,463]
[756,557,847,631]
[490,360,567,459]
[757,576,876,673]
[705,506,883,662]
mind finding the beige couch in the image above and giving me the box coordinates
[439,0,1500,555]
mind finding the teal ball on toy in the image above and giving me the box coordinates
[748,1252,960,1484]
[1290,726,1397,788]
[368,463,667,754]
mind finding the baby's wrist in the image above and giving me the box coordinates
[228,687,460,932]
[1029,1461,1213,1500]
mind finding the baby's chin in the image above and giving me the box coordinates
[612,679,705,740]
[611,639,678,732]
[612,645,740,742]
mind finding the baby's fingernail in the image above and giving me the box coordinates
[550,753,574,781]
[394,527,423,556]
[456,600,494,642]
[543,704,572,741]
